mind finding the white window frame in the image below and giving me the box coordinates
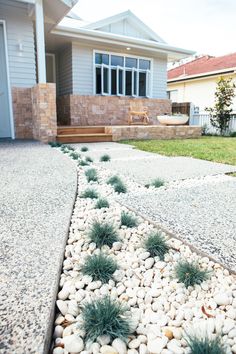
[0,19,15,139]
[101,64,110,95]
[93,50,153,98]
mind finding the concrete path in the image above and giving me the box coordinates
[74,142,236,272]
[0,141,77,354]
[73,142,236,183]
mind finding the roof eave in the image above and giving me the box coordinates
[168,67,236,83]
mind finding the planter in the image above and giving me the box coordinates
[157,114,189,125]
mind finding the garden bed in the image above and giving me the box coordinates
[50,144,236,354]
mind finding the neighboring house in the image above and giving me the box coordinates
[0,1,193,142]
[167,53,236,114]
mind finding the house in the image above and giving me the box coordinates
[167,53,236,114]
[0,1,194,142]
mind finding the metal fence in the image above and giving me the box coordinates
[190,114,236,134]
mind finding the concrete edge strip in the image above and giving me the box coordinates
[43,168,79,354]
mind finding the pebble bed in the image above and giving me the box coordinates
[52,148,236,354]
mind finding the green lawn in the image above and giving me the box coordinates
[122,137,236,166]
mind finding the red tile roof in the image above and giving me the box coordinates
[168,53,236,81]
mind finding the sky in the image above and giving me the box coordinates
[72,0,236,57]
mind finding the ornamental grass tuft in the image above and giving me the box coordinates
[62,144,75,151]
[81,146,89,152]
[49,141,62,148]
[95,198,109,209]
[146,178,165,188]
[81,253,118,283]
[80,188,99,199]
[81,296,131,343]
[85,156,93,163]
[88,221,119,248]
[85,168,98,182]
[78,159,89,166]
[120,211,138,228]
[70,151,80,160]
[186,334,226,354]
[107,175,122,186]
[175,261,210,288]
[113,180,127,194]
[144,232,169,260]
[100,154,111,162]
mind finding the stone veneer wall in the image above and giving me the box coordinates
[12,88,33,139]
[57,95,172,126]
[12,84,57,142]
[105,125,202,141]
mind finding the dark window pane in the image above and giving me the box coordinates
[139,59,150,70]
[111,55,124,66]
[103,67,109,94]
[125,57,137,68]
[125,70,132,96]
[133,71,137,95]
[96,67,101,94]
[139,72,146,97]
[118,69,123,95]
[111,69,117,95]
[95,53,109,65]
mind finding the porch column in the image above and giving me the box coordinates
[35,0,46,83]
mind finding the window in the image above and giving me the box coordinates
[94,52,151,97]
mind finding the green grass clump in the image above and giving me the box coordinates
[100,154,111,162]
[146,178,165,188]
[80,188,99,199]
[95,198,109,209]
[78,159,89,166]
[144,232,169,260]
[114,181,127,194]
[70,151,80,160]
[81,146,89,152]
[88,221,118,247]
[85,156,93,163]
[81,253,118,283]
[85,168,98,182]
[120,211,138,228]
[107,175,122,186]
[186,334,226,354]
[81,296,131,343]
[62,144,75,151]
[175,261,210,288]
[48,141,62,147]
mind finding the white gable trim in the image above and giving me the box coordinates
[82,10,166,43]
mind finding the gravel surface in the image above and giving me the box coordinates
[119,174,236,272]
[0,141,77,354]
[73,142,236,183]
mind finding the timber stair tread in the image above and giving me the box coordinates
[56,126,113,143]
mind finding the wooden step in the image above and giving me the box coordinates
[57,133,113,143]
[57,126,105,135]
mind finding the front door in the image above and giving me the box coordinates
[0,23,11,138]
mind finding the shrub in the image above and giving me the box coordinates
[88,221,118,247]
[144,232,169,260]
[81,253,118,283]
[146,178,165,188]
[81,296,131,343]
[114,181,127,194]
[100,154,111,162]
[85,168,98,182]
[175,261,210,288]
[78,159,89,166]
[49,141,62,148]
[230,131,236,137]
[186,334,226,354]
[81,146,89,152]
[85,156,93,163]
[120,211,138,228]
[95,198,109,209]
[80,188,99,199]
[107,175,122,186]
[70,151,80,160]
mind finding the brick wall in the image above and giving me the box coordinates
[57,95,172,126]
[12,84,57,142]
